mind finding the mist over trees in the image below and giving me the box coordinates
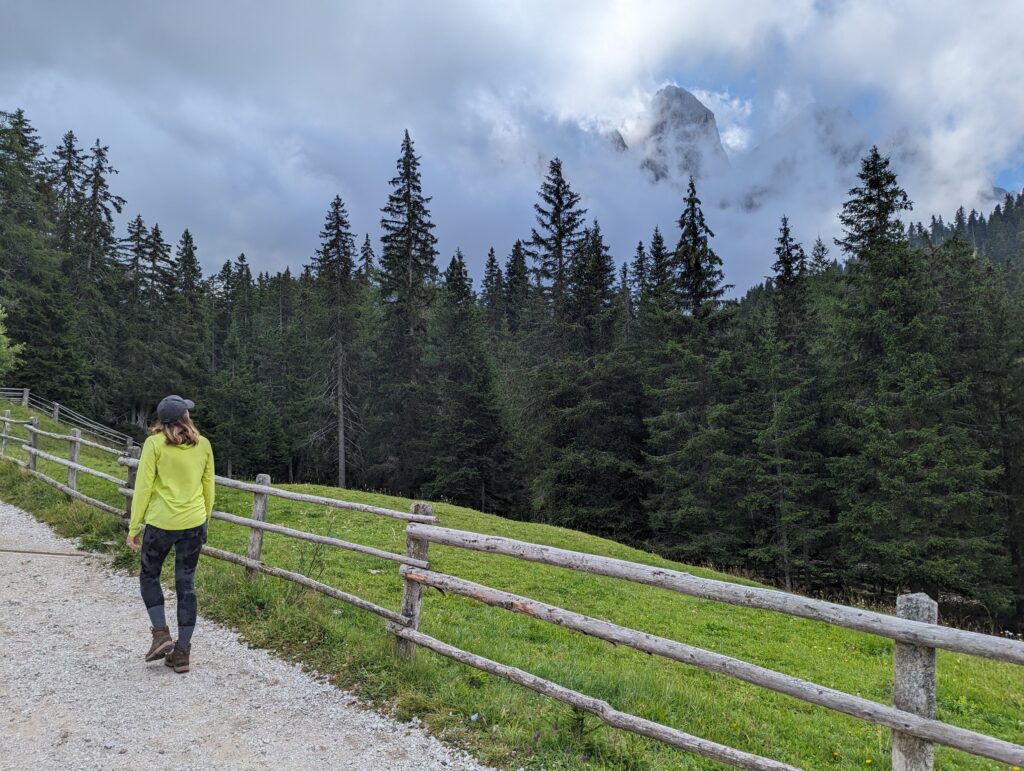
[3,108,1024,629]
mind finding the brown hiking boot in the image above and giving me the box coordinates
[164,643,190,673]
[145,627,173,662]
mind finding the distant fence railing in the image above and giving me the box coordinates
[0,387,135,451]
[0,408,1021,770]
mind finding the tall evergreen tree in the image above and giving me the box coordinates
[530,158,587,321]
[310,194,358,487]
[422,251,513,510]
[630,240,649,309]
[835,145,912,257]
[646,177,732,557]
[0,110,87,403]
[371,130,438,493]
[828,150,1002,600]
[503,239,530,333]
[480,247,506,330]
[48,130,85,256]
[357,233,376,282]
[78,139,124,278]
[532,225,647,538]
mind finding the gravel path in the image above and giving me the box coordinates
[0,501,490,770]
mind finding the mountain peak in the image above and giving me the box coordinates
[634,85,729,183]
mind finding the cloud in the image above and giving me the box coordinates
[690,90,755,154]
[1,1,1022,291]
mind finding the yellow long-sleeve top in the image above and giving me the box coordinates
[128,433,215,537]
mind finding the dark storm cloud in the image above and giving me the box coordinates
[2,1,1022,289]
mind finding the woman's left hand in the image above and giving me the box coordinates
[126,534,141,552]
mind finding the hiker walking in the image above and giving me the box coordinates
[126,395,215,673]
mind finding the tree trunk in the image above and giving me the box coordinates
[337,341,346,489]
[772,392,793,592]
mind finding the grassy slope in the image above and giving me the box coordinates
[0,404,1020,770]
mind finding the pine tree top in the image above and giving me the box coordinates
[675,177,728,317]
[771,216,806,289]
[836,146,912,257]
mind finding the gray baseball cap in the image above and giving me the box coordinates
[157,394,195,423]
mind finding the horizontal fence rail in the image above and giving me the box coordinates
[202,546,407,624]
[388,624,798,771]
[209,509,429,568]
[22,467,123,516]
[23,424,124,455]
[21,445,126,486]
[1,387,134,450]
[406,524,1024,667]
[1,396,1022,769]
[400,566,1024,766]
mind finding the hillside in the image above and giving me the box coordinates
[0,403,1021,770]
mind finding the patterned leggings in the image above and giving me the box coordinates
[139,522,207,627]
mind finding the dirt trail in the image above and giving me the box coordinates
[0,501,488,770]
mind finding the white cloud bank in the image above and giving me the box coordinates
[0,1,1021,289]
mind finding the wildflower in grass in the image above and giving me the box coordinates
[865,760,873,765]
[532,730,541,743]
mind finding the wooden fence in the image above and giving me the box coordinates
[0,408,1022,770]
[0,388,135,451]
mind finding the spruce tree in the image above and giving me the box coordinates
[175,229,209,397]
[567,222,616,356]
[530,158,587,320]
[422,251,513,510]
[732,220,825,588]
[357,233,376,282]
[48,130,85,256]
[676,176,729,318]
[532,224,647,538]
[829,149,1001,600]
[310,194,358,487]
[630,241,649,309]
[646,177,732,556]
[480,246,506,330]
[808,237,832,274]
[771,216,806,290]
[78,139,124,277]
[835,145,912,256]
[503,239,530,332]
[0,110,88,404]
[371,130,438,493]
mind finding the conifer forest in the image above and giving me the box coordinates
[3,108,1024,629]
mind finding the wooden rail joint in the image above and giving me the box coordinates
[394,502,432,662]
[245,473,271,578]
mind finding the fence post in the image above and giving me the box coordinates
[125,436,134,455]
[892,592,938,771]
[395,502,432,661]
[246,473,271,577]
[67,428,81,491]
[0,409,9,457]
[21,388,29,407]
[122,445,141,528]
[52,402,60,422]
[27,417,38,471]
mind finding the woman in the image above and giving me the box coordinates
[126,394,215,674]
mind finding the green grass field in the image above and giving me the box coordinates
[1,403,1021,770]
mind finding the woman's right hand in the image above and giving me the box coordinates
[126,534,141,552]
